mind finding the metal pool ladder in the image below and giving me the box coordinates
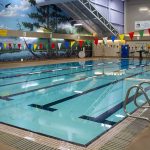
[123,82,150,122]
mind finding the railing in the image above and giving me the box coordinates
[78,0,119,36]
[123,82,150,122]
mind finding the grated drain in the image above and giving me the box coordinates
[0,131,58,150]
[100,109,150,150]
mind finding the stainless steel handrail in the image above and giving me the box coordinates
[123,84,150,122]
[134,82,150,109]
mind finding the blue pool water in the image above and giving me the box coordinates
[0,59,150,146]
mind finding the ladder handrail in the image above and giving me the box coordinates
[134,82,150,109]
[123,84,150,122]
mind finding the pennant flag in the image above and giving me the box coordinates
[86,40,91,46]
[4,43,7,49]
[94,38,99,46]
[51,43,55,49]
[129,32,134,40]
[23,44,26,50]
[34,44,37,50]
[39,43,43,49]
[139,30,144,37]
[46,44,49,50]
[103,37,108,45]
[28,44,32,50]
[148,28,150,35]
[8,43,12,49]
[64,41,69,49]
[13,43,16,48]
[0,42,3,49]
[119,34,125,41]
[71,41,75,48]
[79,40,84,48]
[18,44,21,49]
[58,43,62,50]
[111,35,116,43]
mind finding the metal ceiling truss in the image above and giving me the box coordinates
[78,0,119,36]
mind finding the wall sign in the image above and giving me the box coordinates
[0,30,7,37]
[135,20,150,30]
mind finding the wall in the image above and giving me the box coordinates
[125,0,150,32]
[93,40,150,58]
[93,41,122,57]
[90,0,124,34]
[0,1,92,61]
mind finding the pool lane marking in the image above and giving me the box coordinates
[125,78,150,82]
[0,74,104,101]
[0,61,139,87]
[29,66,150,111]
[0,61,121,79]
[0,63,144,101]
[0,62,121,87]
[80,85,150,125]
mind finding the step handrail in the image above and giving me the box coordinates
[134,82,150,109]
[123,85,150,122]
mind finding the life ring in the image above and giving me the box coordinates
[78,51,85,58]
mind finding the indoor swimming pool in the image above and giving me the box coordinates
[0,59,150,146]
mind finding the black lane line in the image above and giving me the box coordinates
[0,74,104,101]
[101,120,117,126]
[29,67,149,112]
[0,62,119,87]
[0,61,140,88]
[0,63,146,101]
[80,86,150,124]
[0,61,121,79]
[0,62,134,100]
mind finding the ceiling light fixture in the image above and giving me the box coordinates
[139,7,149,11]
[74,23,83,26]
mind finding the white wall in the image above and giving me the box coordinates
[93,40,150,58]
[93,41,122,57]
[125,0,150,32]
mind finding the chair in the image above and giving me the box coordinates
[145,49,150,58]
[129,51,135,58]
[116,51,121,58]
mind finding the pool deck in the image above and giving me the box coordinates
[0,57,150,150]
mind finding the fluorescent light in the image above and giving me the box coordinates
[74,23,83,26]
[20,37,37,40]
[139,7,149,11]
[52,38,64,41]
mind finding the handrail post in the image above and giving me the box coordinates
[123,84,150,122]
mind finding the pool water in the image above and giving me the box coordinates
[0,59,150,146]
